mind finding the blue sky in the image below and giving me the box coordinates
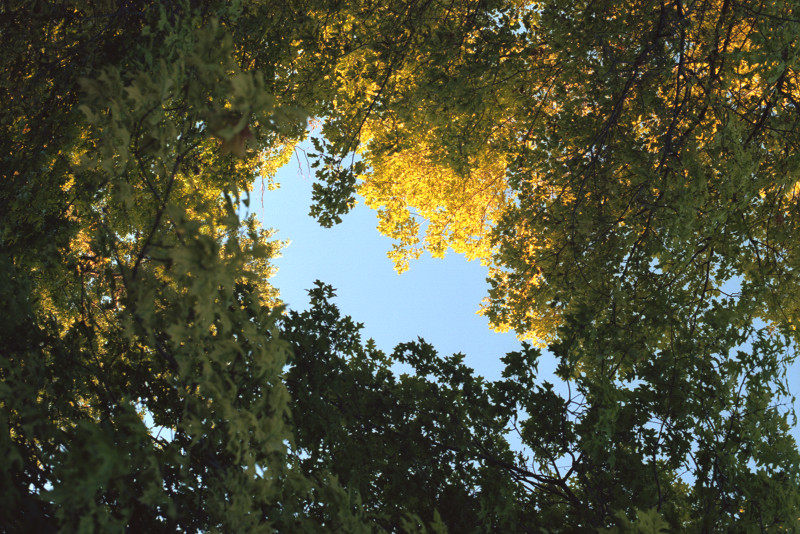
[251,151,546,383]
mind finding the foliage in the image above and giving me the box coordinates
[2,0,799,532]
[308,0,800,347]
[281,282,532,532]
[283,284,800,531]
[0,1,368,531]
[301,0,800,530]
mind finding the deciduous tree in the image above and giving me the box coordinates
[3,0,799,532]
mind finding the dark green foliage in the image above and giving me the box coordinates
[0,1,370,531]
[281,283,536,532]
[282,282,800,532]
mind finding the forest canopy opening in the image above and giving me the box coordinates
[1,0,798,532]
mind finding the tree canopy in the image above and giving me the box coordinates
[1,0,799,532]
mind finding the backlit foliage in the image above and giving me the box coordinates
[314,0,800,350]
[359,136,509,272]
[3,0,799,532]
